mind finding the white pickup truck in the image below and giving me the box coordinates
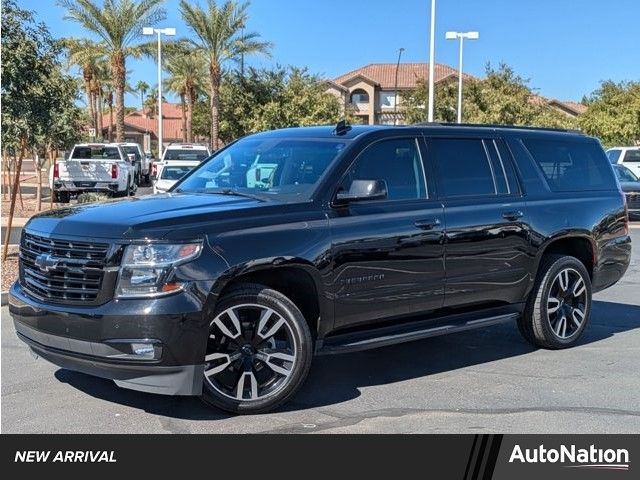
[151,143,210,194]
[50,143,136,203]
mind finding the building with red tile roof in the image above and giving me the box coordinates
[100,103,189,155]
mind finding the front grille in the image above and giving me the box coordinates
[19,232,110,304]
[626,192,640,210]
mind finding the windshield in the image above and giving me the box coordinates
[160,165,196,180]
[615,165,639,182]
[175,137,348,200]
[164,149,209,161]
[72,146,121,160]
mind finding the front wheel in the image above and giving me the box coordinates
[201,284,313,414]
[518,254,592,349]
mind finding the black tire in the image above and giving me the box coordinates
[53,190,70,203]
[201,283,313,414]
[518,254,592,349]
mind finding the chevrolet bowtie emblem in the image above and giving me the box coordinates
[34,253,60,273]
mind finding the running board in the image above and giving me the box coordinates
[317,312,519,355]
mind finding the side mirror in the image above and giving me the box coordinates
[335,179,388,205]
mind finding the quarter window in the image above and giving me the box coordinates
[523,138,617,192]
[341,138,426,200]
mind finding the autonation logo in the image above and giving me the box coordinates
[509,444,630,471]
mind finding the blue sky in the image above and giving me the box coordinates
[19,0,640,106]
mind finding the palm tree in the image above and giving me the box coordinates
[134,80,150,110]
[180,0,270,149]
[62,38,105,135]
[143,87,166,116]
[164,50,207,142]
[59,0,166,142]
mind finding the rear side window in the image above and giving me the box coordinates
[607,150,621,163]
[623,150,640,163]
[430,138,496,197]
[523,138,617,192]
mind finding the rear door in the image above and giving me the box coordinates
[328,136,445,329]
[428,136,532,308]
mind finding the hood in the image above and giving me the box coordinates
[25,192,271,240]
[620,182,640,193]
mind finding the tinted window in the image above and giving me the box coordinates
[121,146,141,161]
[607,150,621,163]
[431,138,496,197]
[160,165,195,180]
[614,165,639,182]
[176,138,348,200]
[623,150,640,163]
[341,138,426,200]
[72,146,121,160]
[164,149,209,161]
[523,138,617,192]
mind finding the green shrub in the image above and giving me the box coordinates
[76,192,110,204]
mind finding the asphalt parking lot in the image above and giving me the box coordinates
[2,227,639,434]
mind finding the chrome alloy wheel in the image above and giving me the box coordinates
[546,268,588,339]
[204,304,297,401]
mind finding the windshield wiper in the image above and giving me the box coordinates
[199,188,269,201]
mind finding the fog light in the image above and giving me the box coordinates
[131,343,156,359]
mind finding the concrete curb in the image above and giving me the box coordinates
[1,291,8,306]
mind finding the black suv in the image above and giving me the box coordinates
[9,124,632,414]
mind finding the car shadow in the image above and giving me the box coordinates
[54,300,640,419]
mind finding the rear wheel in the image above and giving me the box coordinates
[53,190,70,203]
[201,284,313,414]
[518,254,591,349]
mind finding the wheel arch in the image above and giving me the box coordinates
[209,259,331,340]
[534,232,596,280]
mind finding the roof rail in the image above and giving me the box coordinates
[412,122,584,134]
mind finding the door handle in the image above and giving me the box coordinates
[415,218,441,230]
[502,210,523,221]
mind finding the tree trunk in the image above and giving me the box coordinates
[209,62,221,150]
[84,77,96,137]
[180,92,187,142]
[97,90,104,141]
[108,93,114,142]
[112,51,126,142]
[35,152,42,212]
[3,137,26,261]
[186,85,194,143]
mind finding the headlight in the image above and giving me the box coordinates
[115,242,202,298]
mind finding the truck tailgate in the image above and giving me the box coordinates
[59,160,116,184]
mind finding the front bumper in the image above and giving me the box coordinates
[9,281,211,396]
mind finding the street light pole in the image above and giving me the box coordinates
[143,27,176,158]
[157,30,163,155]
[427,0,436,122]
[393,47,405,125]
[445,31,479,123]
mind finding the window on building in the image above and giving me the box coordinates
[350,89,370,104]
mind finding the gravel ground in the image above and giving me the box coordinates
[1,246,19,292]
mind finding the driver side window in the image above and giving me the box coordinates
[340,138,427,200]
